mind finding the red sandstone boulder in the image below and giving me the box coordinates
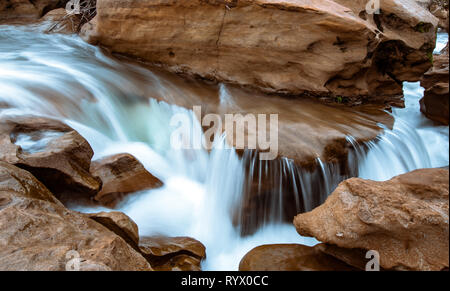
[86,212,207,270]
[314,243,373,271]
[90,153,163,207]
[81,0,438,102]
[139,236,206,271]
[417,0,449,32]
[420,45,449,125]
[0,161,152,271]
[86,211,140,250]
[294,168,449,271]
[239,244,358,271]
[0,115,101,197]
[0,0,66,23]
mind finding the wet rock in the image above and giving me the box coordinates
[314,243,373,271]
[90,153,163,207]
[0,0,67,23]
[0,115,101,197]
[81,0,437,102]
[420,82,449,125]
[0,161,152,271]
[294,168,449,271]
[41,8,81,34]
[420,44,449,125]
[139,236,206,271]
[239,244,358,271]
[86,211,139,250]
[418,0,449,32]
[0,161,61,205]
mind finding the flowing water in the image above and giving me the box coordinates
[0,25,448,270]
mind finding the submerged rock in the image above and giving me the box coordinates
[81,0,437,102]
[0,161,152,271]
[294,168,449,271]
[139,236,206,271]
[90,153,163,207]
[239,244,358,271]
[0,115,101,197]
[420,44,449,125]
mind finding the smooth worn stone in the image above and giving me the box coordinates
[0,162,152,271]
[294,168,449,271]
[90,153,163,207]
[86,211,140,249]
[0,115,101,197]
[0,0,66,23]
[139,236,206,271]
[239,243,358,271]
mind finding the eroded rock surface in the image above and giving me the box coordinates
[239,244,358,271]
[0,161,152,271]
[420,44,449,125]
[90,153,163,207]
[0,115,101,196]
[86,211,140,249]
[0,0,67,23]
[81,0,437,101]
[139,236,206,271]
[417,0,449,32]
[294,168,449,271]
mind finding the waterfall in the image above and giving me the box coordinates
[354,33,449,180]
[0,25,448,270]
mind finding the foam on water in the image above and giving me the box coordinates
[356,33,449,180]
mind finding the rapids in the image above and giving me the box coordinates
[0,25,448,270]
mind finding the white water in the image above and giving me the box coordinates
[356,34,449,180]
[0,26,448,270]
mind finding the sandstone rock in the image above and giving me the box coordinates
[239,244,358,271]
[0,0,66,23]
[0,115,101,196]
[420,82,449,124]
[294,168,449,271]
[90,153,163,207]
[81,0,437,102]
[314,243,372,271]
[139,236,206,271]
[41,8,81,34]
[86,211,140,249]
[417,0,449,32]
[0,161,152,271]
[420,44,449,125]
[0,161,61,206]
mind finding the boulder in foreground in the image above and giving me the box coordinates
[0,115,101,196]
[239,244,358,271]
[86,211,140,250]
[139,236,206,271]
[294,168,449,271]
[0,161,152,271]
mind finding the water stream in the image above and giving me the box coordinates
[0,26,448,270]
